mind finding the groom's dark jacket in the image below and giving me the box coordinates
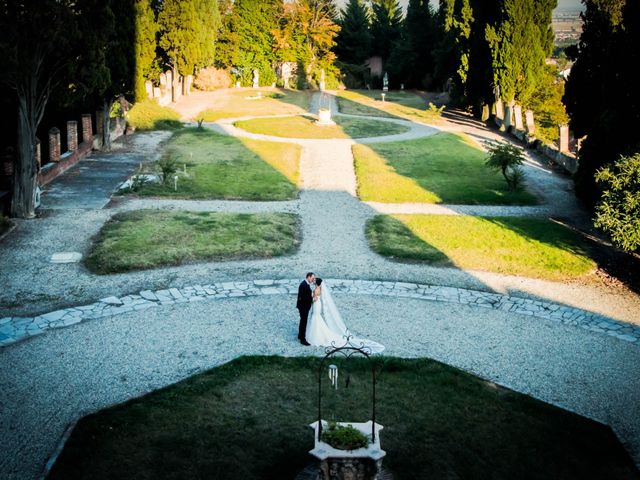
[296,281,313,312]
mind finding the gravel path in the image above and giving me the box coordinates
[1,293,638,479]
[2,90,640,478]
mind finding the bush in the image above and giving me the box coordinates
[193,67,233,91]
[485,141,526,192]
[157,156,178,184]
[594,153,640,252]
[321,423,369,450]
[126,100,183,131]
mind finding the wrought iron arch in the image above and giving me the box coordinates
[316,336,380,442]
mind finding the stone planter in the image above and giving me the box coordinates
[309,420,386,480]
[316,108,335,126]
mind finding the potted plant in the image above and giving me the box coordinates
[321,422,370,451]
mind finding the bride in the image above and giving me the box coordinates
[305,278,385,354]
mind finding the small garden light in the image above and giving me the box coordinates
[381,93,386,103]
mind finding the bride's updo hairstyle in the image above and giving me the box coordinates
[315,278,323,286]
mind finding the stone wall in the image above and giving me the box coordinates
[492,101,578,174]
[38,113,95,186]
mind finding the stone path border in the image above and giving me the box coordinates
[1,279,638,349]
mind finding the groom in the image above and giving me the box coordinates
[296,272,315,346]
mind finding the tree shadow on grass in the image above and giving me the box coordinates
[354,133,538,206]
[47,356,640,480]
[129,127,300,201]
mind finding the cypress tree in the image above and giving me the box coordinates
[335,0,372,66]
[158,0,221,78]
[434,0,473,100]
[564,0,636,205]
[371,0,403,63]
[485,0,552,108]
[388,0,436,88]
[134,0,158,101]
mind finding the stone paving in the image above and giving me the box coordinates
[1,279,638,349]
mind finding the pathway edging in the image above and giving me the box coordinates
[1,279,638,348]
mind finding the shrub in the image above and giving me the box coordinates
[425,102,445,117]
[193,67,233,91]
[127,99,182,131]
[157,156,178,184]
[321,423,370,450]
[594,153,640,252]
[485,141,526,191]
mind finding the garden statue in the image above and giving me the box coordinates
[320,69,326,91]
[252,69,259,89]
[382,72,389,92]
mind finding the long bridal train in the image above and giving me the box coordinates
[305,282,385,354]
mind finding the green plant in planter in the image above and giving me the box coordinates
[321,423,370,450]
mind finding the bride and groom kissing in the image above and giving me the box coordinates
[296,272,384,353]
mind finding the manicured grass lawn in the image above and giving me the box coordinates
[85,211,299,274]
[337,90,445,125]
[234,114,410,139]
[197,89,311,121]
[47,356,638,480]
[366,215,598,281]
[126,99,183,130]
[133,128,300,200]
[354,132,538,205]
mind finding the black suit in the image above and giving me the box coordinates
[297,280,313,340]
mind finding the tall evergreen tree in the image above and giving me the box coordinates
[434,0,473,100]
[216,0,280,86]
[335,0,372,66]
[371,0,403,63]
[564,0,637,205]
[134,0,158,101]
[388,0,436,88]
[485,0,554,108]
[158,0,221,79]
[0,0,75,218]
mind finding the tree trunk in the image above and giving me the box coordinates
[11,97,38,219]
[102,99,112,152]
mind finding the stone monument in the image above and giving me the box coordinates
[252,69,259,89]
[282,63,292,89]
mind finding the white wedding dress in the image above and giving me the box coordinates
[305,282,385,354]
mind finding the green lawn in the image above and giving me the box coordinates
[47,356,638,480]
[337,90,445,125]
[126,99,183,130]
[234,114,410,139]
[354,132,538,205]
[85,211,299,274]
[132,128,300,200]
[366,215,598,281]
[197,89,311,121]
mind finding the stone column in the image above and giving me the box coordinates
[49,127,61,162]
[513,105,523,130]
[35,138,41,169]
[66,120,78,152]
[503,104,514,130]
[81,114,93,144]
[184,75,193,96]
[145,80,153,99]
[494,99,504,121]
[524,110,535,135]
[558,124,570,152]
